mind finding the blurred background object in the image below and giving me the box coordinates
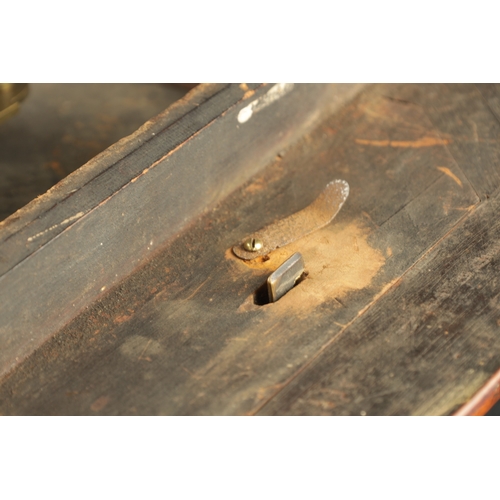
[0,83,29,124]
[0,84,191,222]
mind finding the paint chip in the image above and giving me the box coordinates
[238,83,294,124]
[355,137,451,148]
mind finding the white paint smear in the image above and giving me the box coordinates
[237,83,294,124]
[27,212,85,242]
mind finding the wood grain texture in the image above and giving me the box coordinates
[0,85,483,415]
[375,83,500,200]
[475,84,500,124]
[259,195,500,416]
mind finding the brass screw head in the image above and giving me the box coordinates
[242,237,263,252]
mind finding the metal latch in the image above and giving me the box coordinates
[232,179,349,260]
[267,252,305,302]
[232,179,350,303]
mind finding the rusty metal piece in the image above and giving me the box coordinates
[267,252,305,302]
[232,179,349,260]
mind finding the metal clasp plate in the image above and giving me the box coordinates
[232,179,349,260]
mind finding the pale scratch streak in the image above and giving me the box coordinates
[263,324,278,336]
[184,277,210,301]
[182,365,202,379]
[437,167,463,187]
[138,339,152,361]
[471,120,479,143]
[27,212,85,242]
[238,83,294,123]
[355,137,450,148]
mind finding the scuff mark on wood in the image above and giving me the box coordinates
[184,278,211,301]
[90,396,110,412]
[27,212,85,242]
[355,137,451,148]
[437,166,463,187]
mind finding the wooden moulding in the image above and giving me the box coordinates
[0,83,364,380]
[454,368,500,416]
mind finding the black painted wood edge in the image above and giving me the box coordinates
[0,84,227,241]
[0,83,263,275]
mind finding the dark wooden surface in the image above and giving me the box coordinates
[378,84,500,199]
[261,195,500,415]
[0,83,362,380]
[0,83,499,415]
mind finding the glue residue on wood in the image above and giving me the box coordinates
[231,221,386,316]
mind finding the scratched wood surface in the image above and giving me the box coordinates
[375,84,500,199]
[260,196,500,416]
[0,84,499,415]
[0,84,361,381]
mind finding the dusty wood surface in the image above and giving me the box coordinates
[0,84,499,415]
[0,83,361,380]
[376,84,500,199]
[260,195,500,415]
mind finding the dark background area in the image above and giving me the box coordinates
[0,83,188,222]
[486,399,500,415]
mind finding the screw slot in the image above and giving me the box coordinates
[242,237,263,252]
